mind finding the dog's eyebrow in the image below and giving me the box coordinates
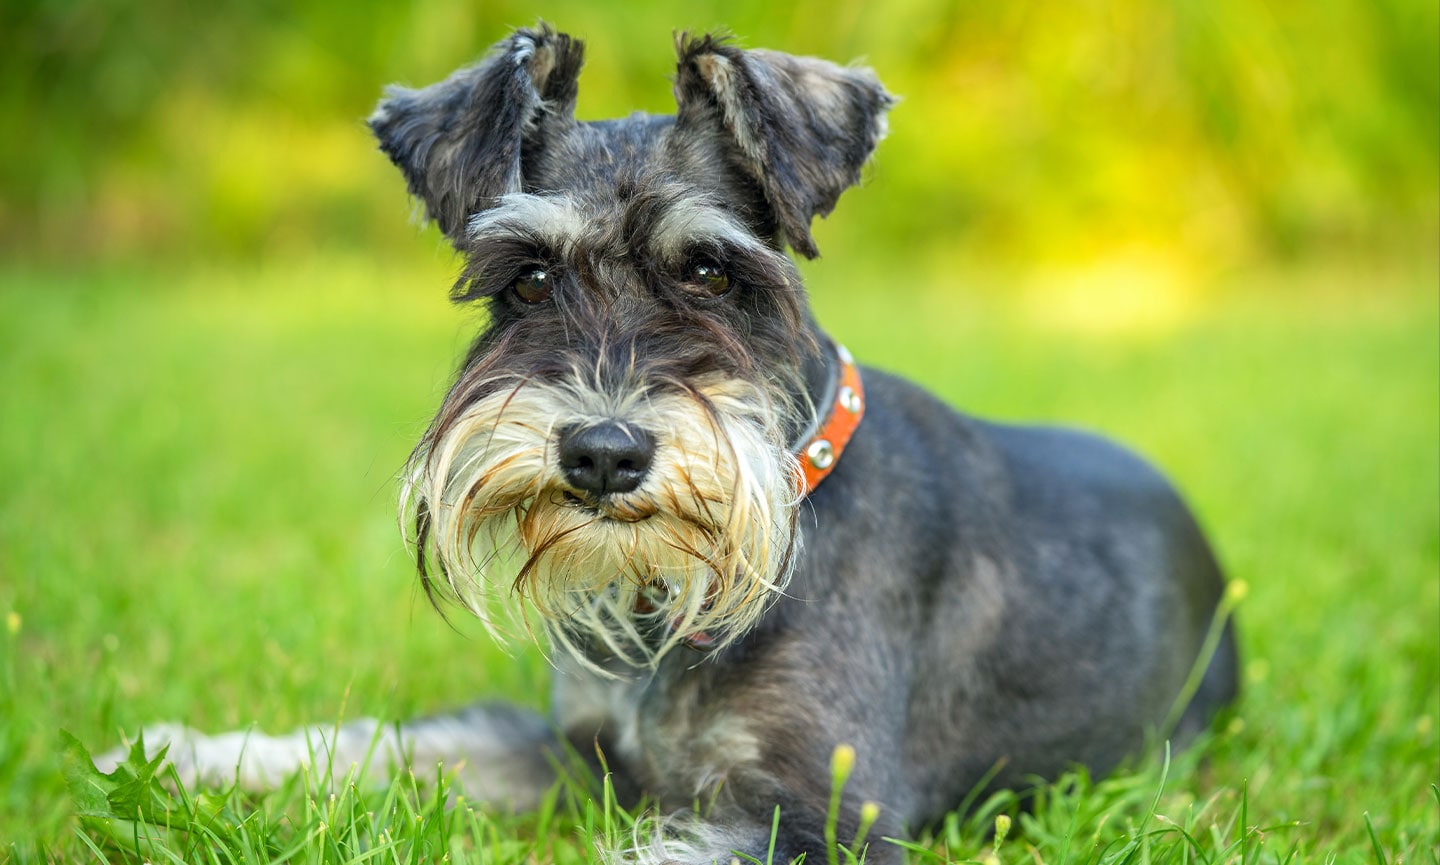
[646,199,771,264]
[467,191,778,275]
[467,193,589,250]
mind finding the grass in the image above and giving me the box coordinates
[0,251,1435,863]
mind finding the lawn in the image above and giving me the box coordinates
[0,251,1435,862]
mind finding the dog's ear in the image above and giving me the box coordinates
[369,24,584,244]
[673,35,895,259]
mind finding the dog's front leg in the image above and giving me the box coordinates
[603,674,907,865]
[629,763,904,865]
[96,702,563,808]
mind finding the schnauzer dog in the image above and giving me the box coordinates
[100,25,1238,865]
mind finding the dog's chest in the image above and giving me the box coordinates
[552,663,761,803]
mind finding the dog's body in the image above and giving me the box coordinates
[100,26,1237,865]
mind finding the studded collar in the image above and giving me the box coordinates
[796,343,865,495]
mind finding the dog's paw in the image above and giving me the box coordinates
[93,723,306,790]
[625,814,769,865]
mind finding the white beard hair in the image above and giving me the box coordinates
[402,370,803,673]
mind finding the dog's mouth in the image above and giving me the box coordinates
[560,489,656,523]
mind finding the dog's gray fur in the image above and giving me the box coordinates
[99,25,1237,865]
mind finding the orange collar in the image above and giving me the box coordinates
[797,345,864,495]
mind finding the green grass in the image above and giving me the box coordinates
[0,253,1435,862]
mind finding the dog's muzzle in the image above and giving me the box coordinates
[406,369,806,671]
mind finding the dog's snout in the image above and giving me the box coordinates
[558,422,656,496]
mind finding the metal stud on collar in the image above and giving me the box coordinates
[806,439,836,470]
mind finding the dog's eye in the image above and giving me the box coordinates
[511,269,552,304]
[684,261,731,298]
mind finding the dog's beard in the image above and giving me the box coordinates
[403,373,802,671]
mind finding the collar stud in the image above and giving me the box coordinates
[806,439,836,470]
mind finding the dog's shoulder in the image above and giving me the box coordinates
[848,364,1199,532]
[978,420,1190,518]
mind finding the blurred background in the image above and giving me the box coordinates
[3,0,1435,281]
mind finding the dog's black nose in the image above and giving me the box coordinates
[558,422,656,496]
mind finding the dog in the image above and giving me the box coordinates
[98,25,1238,865]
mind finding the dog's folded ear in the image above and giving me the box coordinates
[369,24,584,244]
[673,35,895,259]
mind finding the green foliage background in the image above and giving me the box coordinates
[4,0,1435,272]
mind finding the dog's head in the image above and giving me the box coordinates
[372,24,893,669]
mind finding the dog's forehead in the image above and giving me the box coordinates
[462,113,766,260]
[512,113,660,200]
[574,114,676,173]
[523,113,754,217]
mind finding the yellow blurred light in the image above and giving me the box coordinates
[1022,248,1199,335]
